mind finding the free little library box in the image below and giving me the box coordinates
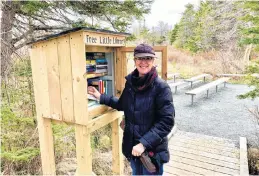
[29,27,168,175]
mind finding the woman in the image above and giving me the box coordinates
[88,43,175,175]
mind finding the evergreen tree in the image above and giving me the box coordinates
[240,1,259,46]
[193,1,214,52]
[238,61,259,99]
[238,2,259,100]
[174,3,197,52]
[170,23,179,44]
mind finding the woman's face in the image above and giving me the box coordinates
[134,57,155,77]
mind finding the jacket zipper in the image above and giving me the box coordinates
[131,88,136,159]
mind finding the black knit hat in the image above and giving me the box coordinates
[134,43,157,58]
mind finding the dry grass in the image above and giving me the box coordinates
[126,46,247,79]
[167,46,246,78]
[248,148,259,175]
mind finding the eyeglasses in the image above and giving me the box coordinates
[135,57,154,61]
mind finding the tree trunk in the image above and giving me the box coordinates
[1,1,17,77]
[243,44,252,67]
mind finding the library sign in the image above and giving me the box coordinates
[84,32,126,46]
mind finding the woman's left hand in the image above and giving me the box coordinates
[132,143,145,157]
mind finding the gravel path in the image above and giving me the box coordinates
[170,82,259,147]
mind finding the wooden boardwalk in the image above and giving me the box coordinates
[164,131,249,176]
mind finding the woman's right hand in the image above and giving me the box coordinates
[88,86,101,101]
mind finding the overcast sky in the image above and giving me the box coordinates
[132,0,200,29]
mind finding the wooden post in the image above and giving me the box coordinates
[69,32,92,174]
[112,118,124,175]
[115,48,123,97]
[30,43,56,175]
[161,46,168,80]
[191,95,194,105]
[240,137,249,176]
[75,125,92,175]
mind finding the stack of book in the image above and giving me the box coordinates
[86,52,112,100]
[85,52,108,74]
[95,53,108,73]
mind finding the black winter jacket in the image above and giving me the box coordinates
[100,74,175,163]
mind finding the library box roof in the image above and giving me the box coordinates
[29,27,131,46]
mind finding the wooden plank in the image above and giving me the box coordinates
[57,35,74,123]
[119,46,134,52]
[163,171,178,176]
[85,46,113,53]
[115,48,123,97]
[83,31,126,47]
[120,46,164,52]
[184,74,210,82]
[161,46,167,80]
[33,42,51,117]
[217,73,259,78]
[166,160,231,176]
[75,125,92,175]
[169,141,239,158]
[169,145,239,163]
[170,155,239,175]
[175,130,236,144]
[170,135,237,148]
[45,39,62,121]
[185,77,230,95]
[70,32,92,175]
[121,50,127,90]
[168,81,187,87]
[153,46,167,52]
[30,43,56,174]
[169,137,238,152]
[169,150,239,170]
[240,137,249,176]
[88,105,110,119]
[217,74,246,77]
[111,118,124,175]
[70,31,88,124]
[164,165,203,176]
[87,110,123,133]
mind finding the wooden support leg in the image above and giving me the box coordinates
[175,86,177,94]
[75,125,92,175]
[203,77,206,82]
[216,86,218,92]
[38,118,56,175]
[207,90,209,98]
[191,95,194,105]
[112,117,124,175]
